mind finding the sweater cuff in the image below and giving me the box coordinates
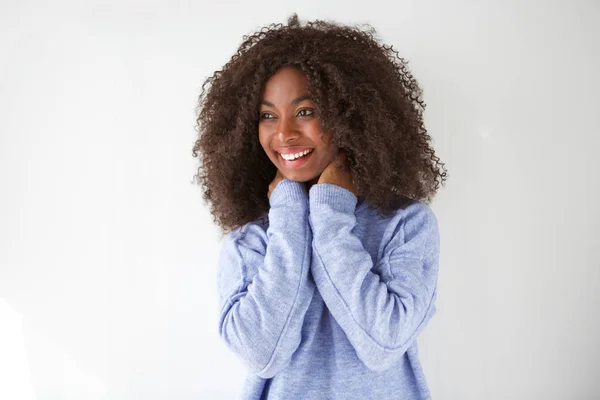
[309,183,357,214]
[270,179,308,206]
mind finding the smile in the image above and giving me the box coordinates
[279,149,313,169]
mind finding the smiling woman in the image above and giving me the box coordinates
[192,13,447,400]
[258,67,336,187]
[192,13,447,233]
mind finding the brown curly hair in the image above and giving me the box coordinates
[192,13,448,235]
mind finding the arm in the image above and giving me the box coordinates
[308,183,440,372]
[216,179,315,379]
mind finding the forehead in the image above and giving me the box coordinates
[261,67,308,99]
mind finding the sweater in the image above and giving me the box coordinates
[216,179,440,399]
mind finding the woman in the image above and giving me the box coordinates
[192,13,448,400]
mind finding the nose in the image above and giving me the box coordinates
[276,116,300,143]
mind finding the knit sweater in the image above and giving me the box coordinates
[216,179,440,399]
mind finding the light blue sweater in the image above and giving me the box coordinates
[217,179,440,399]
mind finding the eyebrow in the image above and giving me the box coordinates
[260,95,311,107]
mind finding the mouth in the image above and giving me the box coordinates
[278,149,314,169]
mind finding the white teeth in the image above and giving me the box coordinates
[281,149,313,161]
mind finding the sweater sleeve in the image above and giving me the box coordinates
[216,179,315,379]
[308,183,440,372]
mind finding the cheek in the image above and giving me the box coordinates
[257,130,271,154]
[316,134,337,166]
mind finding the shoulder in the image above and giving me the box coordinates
[378,199,437,231]
[379,200,439,260]
[398,200,438,234]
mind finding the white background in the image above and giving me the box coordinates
[1,0,599,399]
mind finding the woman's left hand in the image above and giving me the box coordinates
[317,149,358,196]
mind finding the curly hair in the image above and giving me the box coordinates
[192,13,448,235]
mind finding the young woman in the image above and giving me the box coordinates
[192,13,448,400]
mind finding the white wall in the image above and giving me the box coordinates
[1,0,598,398]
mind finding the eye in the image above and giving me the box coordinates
[298,108,314,117]
[260,112,275,120]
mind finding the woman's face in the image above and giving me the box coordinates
[258,66,337,184]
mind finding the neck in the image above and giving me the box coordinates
[306,176,319,192]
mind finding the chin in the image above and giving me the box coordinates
[281,175,307,182]
[281,171,319,183]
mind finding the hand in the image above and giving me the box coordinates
[268,169,285,200]
[317,149,358,195]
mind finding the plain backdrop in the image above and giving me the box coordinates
[1,0,599,399]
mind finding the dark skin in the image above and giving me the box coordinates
[261,67,358,200]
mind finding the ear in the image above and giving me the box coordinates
[336,148,348,163]
[320,129,334,145]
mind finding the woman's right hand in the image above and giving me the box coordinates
[267,169,286,200]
